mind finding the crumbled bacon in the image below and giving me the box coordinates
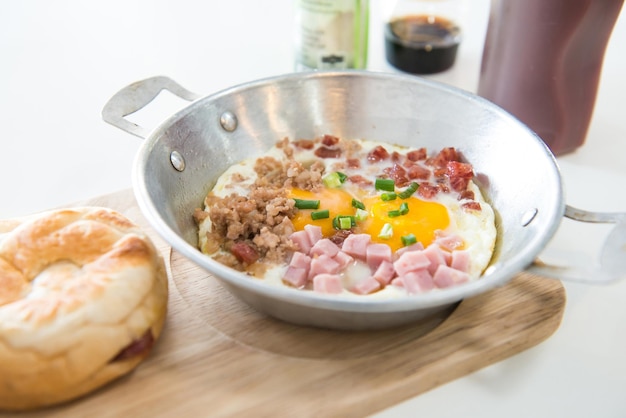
[346,158,361,168]
[315,146,342,159]
[329,229,353,246]
[462,201,482,211]
[427,147,460,168]
[230,242,260,264]
[367,145,389,162]
[446,161,474,192]
[418,183,439,199]
[449,177,470,192]
[293,139,315,149]
[321,134,340,146]
[458,190,475,201]
[407,164,431,180]
[348,175,373,186]
[406,148,427,161]
[446,161,474,179]
[383,163,409,187]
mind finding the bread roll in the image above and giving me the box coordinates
[0,207,168,411]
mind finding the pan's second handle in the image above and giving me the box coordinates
[528,205,626,284]
[102,76,201,139]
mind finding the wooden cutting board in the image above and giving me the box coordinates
[1,189,566,418]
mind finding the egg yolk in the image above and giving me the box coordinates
[361,195,450,252]
[288,187,450,253]
[289,187,355,237]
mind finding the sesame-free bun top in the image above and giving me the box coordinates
[0,207,168,411]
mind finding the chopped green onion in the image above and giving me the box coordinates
[375,178,395,192]
[333,215,356,230]
[387,209,402,218]
[401,233,417,246]
[351,198,365,210]
[399,202,409,215]
[355,208,369,222]
[378,223,393,239]
[381,192,397,201]
[293,198,320,210]
[398,182,419,199]
[323,171,348,188]
[339,216,352,230]
[311,209,329,220]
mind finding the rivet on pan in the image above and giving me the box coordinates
[220,111,238,132]
[170,150,186,172]
[521,208,538,227]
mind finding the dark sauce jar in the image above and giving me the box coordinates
[385,14,461,74]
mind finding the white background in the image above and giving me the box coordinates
[1,1,625,417]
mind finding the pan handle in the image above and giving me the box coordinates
[527,205,626,284]
[101,76,201,139]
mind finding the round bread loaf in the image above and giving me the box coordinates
[0,207,168,411]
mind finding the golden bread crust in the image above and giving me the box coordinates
[0,207,168,411]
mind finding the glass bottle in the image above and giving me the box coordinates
[294,0,369,71]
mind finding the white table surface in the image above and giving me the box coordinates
[1,1,625,417]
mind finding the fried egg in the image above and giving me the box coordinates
[201,136,497,297]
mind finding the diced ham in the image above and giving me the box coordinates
[433,264,470,288]
[290,230,312,254]
[393,250,430,277]
[391,277,404,288]
[341,233,371,260]
[304,224,323,246]
[283,266,308,288]
[450,250,471,272]
[366,243,393,270]
[309,238,340,258]
[422,244,447,275]
[333,251,354,269]
[401,269,434,294]
[434,233,464,252]
[373,260,396,285]
[395,242,425,258]
[309,254,341,278]
[352,276,382,295]
[313,274,343,294]
[289,251,311,274]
